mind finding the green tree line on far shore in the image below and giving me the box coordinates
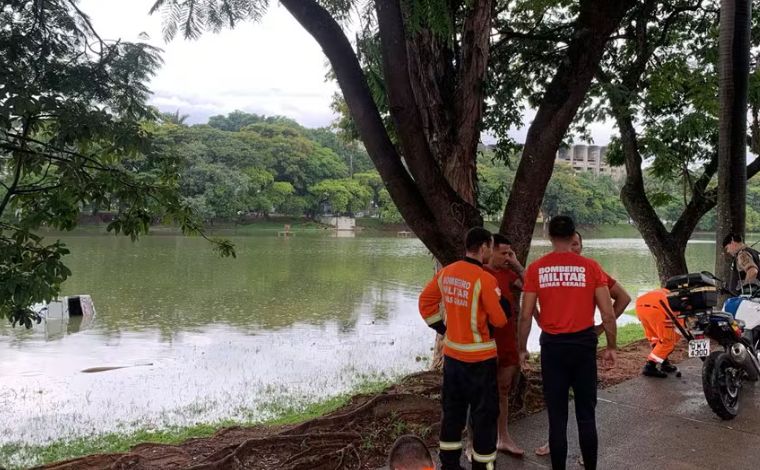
[134,110,407,224]
[142,111,760,231]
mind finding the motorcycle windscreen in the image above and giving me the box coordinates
[729,298,760,330]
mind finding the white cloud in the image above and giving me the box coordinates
[79,0,615,143]
[80,0,339,126]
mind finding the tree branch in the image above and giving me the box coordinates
[0,155,23,218]
[500,0,636,261]
[0,143,116,173]
[749,155,760,178]
[0,120,34,218]
[671,156,718,244]
[494,29,568,43]
[452,0,494,203]
[13,184,63,195]
[66,0,106,54]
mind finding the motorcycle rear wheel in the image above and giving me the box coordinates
[703,351,741,420]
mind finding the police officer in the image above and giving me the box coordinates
[722,233,760,294]
[517,216,617,470]
[419,227,508,470]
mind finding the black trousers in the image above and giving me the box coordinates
[540,328,598,470]
[439,356,498,470]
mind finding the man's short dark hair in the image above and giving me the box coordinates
[493,233,512,247]
[548,215,576,239]
[388,435,433,468]
[722,233,743,247]
[465,227,493,253]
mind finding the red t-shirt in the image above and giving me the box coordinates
[484,265,521,366]
[523,251,608,334]
[484,266,520,312]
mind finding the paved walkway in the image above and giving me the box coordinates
[496,358,760,469]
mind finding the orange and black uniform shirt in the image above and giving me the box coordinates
[419,257,508,363]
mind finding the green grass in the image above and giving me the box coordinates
[0,379,391,470]
[354,216,401,231]
[599,322,645,349]
[0,423,236,469]
[525,322,645,367]
[188,217,332,233]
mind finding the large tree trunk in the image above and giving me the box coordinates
[282,0,494,369]
[500,0,635,263]
[716,0,752,280]
[617,110,689,281]
[397,1,494,370]
[282,0,485,266]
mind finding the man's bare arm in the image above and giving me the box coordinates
[744,267,759,285]
[505,250,526,282]
[595,286,617,350]
[518,292,537,353]
[738,252,759,285]
[609,283,632,318]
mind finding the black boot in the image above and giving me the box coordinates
[661,360,678,373]
[642,361,668,378]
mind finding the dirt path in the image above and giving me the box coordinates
[38,340,687,470]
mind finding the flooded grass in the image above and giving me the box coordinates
[0,233,715,468]
[0,378,391,469]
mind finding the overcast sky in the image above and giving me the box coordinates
[80,0,614,145]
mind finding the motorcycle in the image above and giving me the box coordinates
[660,272,760,420]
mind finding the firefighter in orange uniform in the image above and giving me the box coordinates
[419,227,508,470]
[636,288,680,378]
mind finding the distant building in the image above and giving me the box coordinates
[479,142,625,180]
[556,144,625,180]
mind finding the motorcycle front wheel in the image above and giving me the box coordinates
[702,350,741,420]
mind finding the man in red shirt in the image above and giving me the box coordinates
[484,234,525,456]
[571,232,631,333]
[534,230,631,458]
[518,216,617,470]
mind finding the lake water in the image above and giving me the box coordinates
[0,227,720,458]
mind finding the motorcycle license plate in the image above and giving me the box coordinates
[688,339,710,358]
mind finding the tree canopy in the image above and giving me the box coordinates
[577,0,760,279]
[144,112,389,220]
[0,0,233,327]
